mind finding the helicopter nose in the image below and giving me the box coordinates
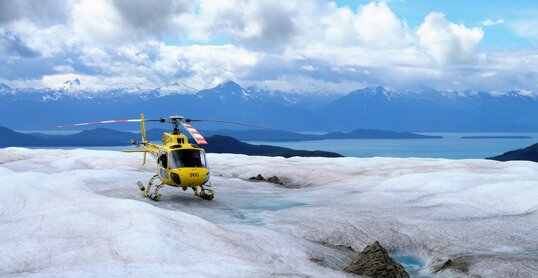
[170,168,208,187]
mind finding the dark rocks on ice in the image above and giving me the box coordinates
[249,174,265,181]
[433,257,470,274]
[267,176,283,185]
[248,174,284,185]
[344,241,409,278]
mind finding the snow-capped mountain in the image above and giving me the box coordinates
[156,82,197,96]
[198,81,254,101]
[0,78,199,101]
[320,85,538,131]
[60,78,83,91]
[1,80,537,131]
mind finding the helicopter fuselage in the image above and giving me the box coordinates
[121,114,215,201]
[149,132,210,189]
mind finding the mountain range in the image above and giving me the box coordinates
[199,128,441,141]
[0,125,439,146]
[1,80,537,131]
[0,126,342,158]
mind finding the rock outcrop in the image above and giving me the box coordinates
[267,175,283,185]
[249,174,265,181]
[433,257,470,274]
[344,241,409,278]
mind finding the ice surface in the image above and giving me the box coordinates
[1,148,537,277]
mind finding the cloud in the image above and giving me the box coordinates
[417,12,484,65]
[354,1,411,48]
[0,30,38,58]
[243,1,297,51]
[0,0,70,25]
[0,0,536,92]
[6,21,75,58]
[301,65,317,72]
[511,19,538,42]
[111,0,191,36]
[199,0,297,51]
[481,19,505,27]
[71,0,126,44]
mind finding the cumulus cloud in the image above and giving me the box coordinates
[71,0,126,44]
[354,1,411,48]
[111,0,191,36]
[0,0,536,92]
[417,12,484,65]
[199,0,297,51]
[0,0,69,25]
[243,1,297,51]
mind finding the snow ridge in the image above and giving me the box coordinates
[1,148,537,277]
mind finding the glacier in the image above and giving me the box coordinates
[0,148,537,277]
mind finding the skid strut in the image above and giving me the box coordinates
[139,175,164,201]
[193,185,215,200]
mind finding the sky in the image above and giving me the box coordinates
[0,0,537,92]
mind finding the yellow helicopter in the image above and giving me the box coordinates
[58,113,265,201]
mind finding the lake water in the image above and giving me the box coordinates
[19,130,538,159]
[246,133,538,159]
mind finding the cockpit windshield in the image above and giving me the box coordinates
[169,149,207,168]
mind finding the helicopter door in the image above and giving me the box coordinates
[157,151,169,179]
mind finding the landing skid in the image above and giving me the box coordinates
[194,185,215,200]
[136,176,215,201]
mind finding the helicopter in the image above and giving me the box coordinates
[58,113,266,201]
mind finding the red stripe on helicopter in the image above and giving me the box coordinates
[181,123,208,144]
[189,131,204,138]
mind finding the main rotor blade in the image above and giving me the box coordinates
[186,119,271,130]
[180,122,208,144]
[144,118,167,122]
[57,118,164,128]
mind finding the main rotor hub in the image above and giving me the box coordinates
[168,116,185,134]
[169,115,184,122]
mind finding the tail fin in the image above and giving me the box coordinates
[140,113,147,142]
[140,113,147,166]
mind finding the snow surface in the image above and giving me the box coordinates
[1,148,537,277]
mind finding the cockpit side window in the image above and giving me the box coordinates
[170,149,207,168]
[158,152,168,169]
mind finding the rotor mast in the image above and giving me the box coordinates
[168,116,184,135]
